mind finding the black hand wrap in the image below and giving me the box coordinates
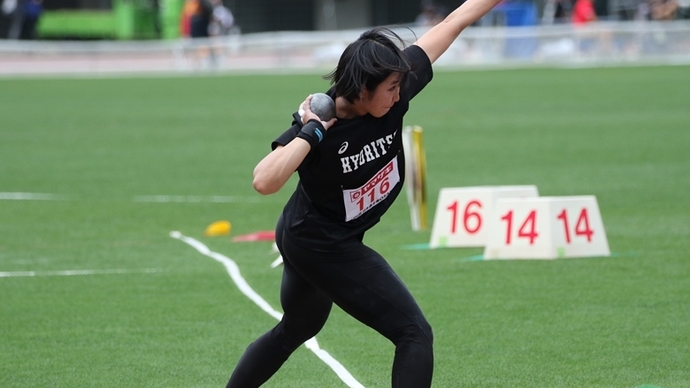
[296,119,325,149]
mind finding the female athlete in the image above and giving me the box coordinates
[227,0,502,386]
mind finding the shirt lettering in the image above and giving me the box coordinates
[340,131,396,174]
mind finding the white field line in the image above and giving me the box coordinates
[0,192,261,203]
[0,268,164,278]
[169,231,365,388]
[133,195,261,203]
[0,192,66,201]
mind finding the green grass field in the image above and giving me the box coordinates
[1,65,689,387]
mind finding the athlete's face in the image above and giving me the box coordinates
[362,72,402,118]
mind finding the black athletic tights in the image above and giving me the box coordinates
[226,217,434,387]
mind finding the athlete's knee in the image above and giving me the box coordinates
[391,318,434,351]
[267,322,307,354]
[421,319,434,346]
[272,314,326,352]
[416,319,434,350]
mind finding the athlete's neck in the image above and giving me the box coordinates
[335,96,367,119]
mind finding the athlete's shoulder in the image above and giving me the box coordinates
[402,45,434,100]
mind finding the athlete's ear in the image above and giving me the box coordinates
[358,88,369,102]
[359,87,371,102]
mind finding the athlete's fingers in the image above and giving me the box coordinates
[321,117,337,130]
[299,95,319,124]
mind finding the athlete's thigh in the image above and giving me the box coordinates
[331,245,426,335]
[276,215,333,324]
[285,238,425,338]
[280,257,333,321]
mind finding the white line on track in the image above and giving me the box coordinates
[133,195,261,203]
[0,192,262,203]
[0,192,66,201]
[0,268,164,278]
[169,231,365,388]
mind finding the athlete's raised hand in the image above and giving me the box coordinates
[414,0,503,64]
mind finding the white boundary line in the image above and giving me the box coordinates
[169,231,365,388]
[0,192,262,203]
[133,195,261,203]
[0,192,66,201]
[0,268,164,277]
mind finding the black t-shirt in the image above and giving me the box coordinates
[273,45,433,250]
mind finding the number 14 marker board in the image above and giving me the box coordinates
[429,186,539,248]
[483,196,610,260]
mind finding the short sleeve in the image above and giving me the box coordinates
[271,112,303,150]
[402,44,434,101]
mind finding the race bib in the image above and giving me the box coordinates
[342,158,400,221]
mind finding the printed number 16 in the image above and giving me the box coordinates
[446,200,482,235]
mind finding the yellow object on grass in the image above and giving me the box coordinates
[204,220,231,236]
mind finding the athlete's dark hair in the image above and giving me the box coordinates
[325,27,412,103]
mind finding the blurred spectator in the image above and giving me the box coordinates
[554,0,574,23]
[679,0,690,18]
[20,0,41,39]
[180,0,196,38]
[179,0,215,70]
[572,0,597,24]
[208,0,234,36]
[649,0,679,19]
[2,0,17,38]
[190,0,212,38]
[636,0,651,20]
[180,0,212,38]
[1,0,13,15]
[416,1,446,27]
[3,0,41,39]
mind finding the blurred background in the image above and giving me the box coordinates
[2,2,689,388]
[1,0,689,77]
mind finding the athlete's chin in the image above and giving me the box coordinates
[372,108,392,118]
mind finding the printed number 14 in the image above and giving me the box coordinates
[501,208,594,245]
[557,208,594,243]
[501,210,538,245]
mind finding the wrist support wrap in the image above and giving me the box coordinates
[296,119,325,148]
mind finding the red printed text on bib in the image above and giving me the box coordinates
[342,158,400,221]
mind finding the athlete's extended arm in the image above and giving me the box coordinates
[253,96,336,195]
[414,0,503,64]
